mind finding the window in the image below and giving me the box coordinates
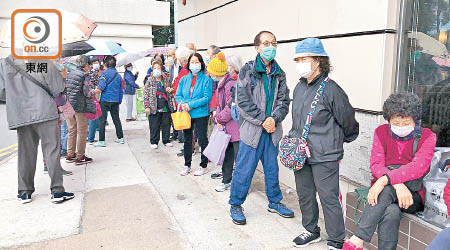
[399,0,450,146]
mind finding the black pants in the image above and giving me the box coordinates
[183,116,208,168]
[354,185,423,250]
[149,112,171,145]
[222,141,239,184]
[99,102,123,141]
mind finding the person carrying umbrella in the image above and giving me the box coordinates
[123,63,140,122]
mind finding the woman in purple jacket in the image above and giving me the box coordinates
[207,52,240,192]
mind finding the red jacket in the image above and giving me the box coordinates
[172,66,189,107]
[370,124,437,203]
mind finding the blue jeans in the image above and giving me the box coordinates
[229,132,282,206]
[88,118,98,142]
[427,227,450,250]
[60,120,68,153]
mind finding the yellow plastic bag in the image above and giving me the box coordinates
[171,105,191,130]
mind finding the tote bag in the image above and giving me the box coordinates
[171,105,191,130]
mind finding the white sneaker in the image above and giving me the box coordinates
[180,166,192,176]
[164,143,173,147]
[215,183,231,192]
[151,144,158,149]
[194,168,208,176]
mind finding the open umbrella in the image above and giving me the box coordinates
[0,9,96,48]
[85,39,126,55]
[61,41,95,58]
[408,32,448,58]
[116,51,148,67]
[144,47,171,57]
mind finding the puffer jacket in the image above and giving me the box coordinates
[288,72,359,163]
[236,55,290,148]
[0,55,64,129]
[66,67,96,114]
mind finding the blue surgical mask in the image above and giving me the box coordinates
[204,57,211,66]
[153,69,162,78]
[261,46,277,62]
[167,57,174,65]
[189,63,201,74]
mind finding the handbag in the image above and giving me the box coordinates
[203,125,231,166]
[84,96,102,120]
[5,57,75,119]
[279,77,329,171]
[353,186,370,225]
[171,104,191,130]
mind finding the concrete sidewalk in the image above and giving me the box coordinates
[0,112,328,250]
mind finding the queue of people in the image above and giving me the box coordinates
[1,30,445,250]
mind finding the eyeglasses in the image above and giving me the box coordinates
[261,41,277,47]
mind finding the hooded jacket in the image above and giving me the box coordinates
[236,55,290,148]
[0,56,64,129]
[288,72,359,163]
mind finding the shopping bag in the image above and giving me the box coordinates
[203,125,231,166]
[85,97,102,120]
[419,148,450,228]
[171,105,191,130]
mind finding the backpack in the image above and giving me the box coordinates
[230,61,257,123]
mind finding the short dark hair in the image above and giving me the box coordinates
[382,92,422,122]
[186,53,205,73]
[105,56,116,68]
[254,31,276,47]
[153,53,165,66]
[313,56,333,74]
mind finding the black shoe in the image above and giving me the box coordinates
[17,193,32,204]
[177,149,184,157]
[211,171,223,179]
[293,231,321,248]
[74,155,93,165]
[51,192,75,203]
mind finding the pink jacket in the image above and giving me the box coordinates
[213,73,240,142]
[444,179,450,217]
[370,124,437,203]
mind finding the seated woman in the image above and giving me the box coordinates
[343,92,436,250]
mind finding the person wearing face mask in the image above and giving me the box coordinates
[87,57,101,144]
[167,48,181,84]
[289,38,359,249]
[143,59,174,149]
[175,53,212,177]
[343,92,436,250]
[123,63,140,122]
[228,31,293,226]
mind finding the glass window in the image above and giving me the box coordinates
[400,0,450,147]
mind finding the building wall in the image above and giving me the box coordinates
[0,0,170,84]
[176,0,402,187]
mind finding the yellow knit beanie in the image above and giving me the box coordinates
[207,52,228,76]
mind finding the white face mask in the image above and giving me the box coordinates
[153,69,162,78]
[127,66,133,72]
[296,61,313,78]
[390,125,415,137]
[92,64,100,70]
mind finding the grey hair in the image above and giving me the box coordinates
[175,46,192,64]
[76,55,90,67]
[382,92,422,122]
[208,45,221,56]
[226,55,243,73]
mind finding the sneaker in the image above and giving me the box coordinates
[151,144,158,149]
[164,142,173,147]
[180,166,192,176]
[194,168,208,176]
[116,138,125,144]
[215,183,231,192]
[74,155,93,165]
[268,202,295,218]
[94,141,106,147]
[126,118,136,122]
[65,155,76,163]
[293,231,321,248]
[329,246,340,250]
[88,140,97,145]
[62,169,73,176]
[342,241,363,250]
[17,193,32,204]
[177,150,184,157]
[51,192,75,204]
[230,205,246,225]
[211,171,223,179]
[44,166,48,173]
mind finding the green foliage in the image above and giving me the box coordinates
[154,0,174,46]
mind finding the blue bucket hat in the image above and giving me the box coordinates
[293,38,328,60]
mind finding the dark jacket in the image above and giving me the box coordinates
[288,73,359,163]
[0,56,64,129]
[236,55,290,148]
[98,67,123,103]
[66,67,96,113]
[124,70,139,95]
